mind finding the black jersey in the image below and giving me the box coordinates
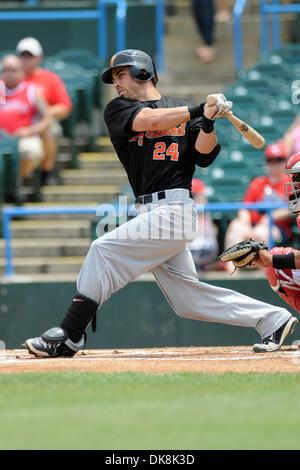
[104,95,220,198]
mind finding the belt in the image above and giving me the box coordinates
[135,189,193,205]
[135,191,166,205]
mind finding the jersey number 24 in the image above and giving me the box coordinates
[153,142,179,161]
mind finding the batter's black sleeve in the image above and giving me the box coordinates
[192,143,221,167]
[188,115,221,167]
[104,97,145,142]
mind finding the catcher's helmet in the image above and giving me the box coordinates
[285,152,300,213]
[101,49,158,85]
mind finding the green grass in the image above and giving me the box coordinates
[1,371,300,450]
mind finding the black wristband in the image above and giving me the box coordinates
[272,253,296,270]
[188,102,205,120]
[201,115,215,134]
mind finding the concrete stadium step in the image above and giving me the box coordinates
[78,152,122,169]
[60,168,128,186]
[19,203,101,220]
[10,219,92,238]
[96,136,113,148]
[0,238,90,257]
[0,256,85,275]
[41,184,122,203]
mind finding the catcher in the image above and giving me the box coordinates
[220,152,300,345]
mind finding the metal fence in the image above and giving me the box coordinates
[233,0,300,71]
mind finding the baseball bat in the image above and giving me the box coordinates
[206,96,265,150]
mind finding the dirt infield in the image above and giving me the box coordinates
[1,346,300,374]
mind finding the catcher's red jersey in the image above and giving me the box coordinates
[265,246,300,312]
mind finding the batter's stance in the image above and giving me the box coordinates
[23,50,297,357]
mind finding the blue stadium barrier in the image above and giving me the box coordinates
[2,201,287,277]
[233,0,300,70]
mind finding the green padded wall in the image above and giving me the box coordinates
[0,278,297,349]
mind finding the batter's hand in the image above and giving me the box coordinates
[205,93,233,120]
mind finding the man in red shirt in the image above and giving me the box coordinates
[16,37,73,185]
[224,141,291,270]
[0,54,51,182]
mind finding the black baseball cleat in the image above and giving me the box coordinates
[253,316,298,353]
[22,327,86,358]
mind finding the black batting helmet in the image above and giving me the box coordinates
[101,49,158,85]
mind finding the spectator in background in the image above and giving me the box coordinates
[215,0,231,23]
[191,0,216,64]
[224,141,292,270]
[283,113,300,157]
[0,54,51,183]
[16,37,73,185]
[188,178,219,271]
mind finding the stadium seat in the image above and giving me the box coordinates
[50,49,105,108]
[0,152,4,204]
[228,74,288,101]
[268,94,300,124]
[218,160,253,183]
[44,60,96,154]
[205,177,246,203]
[224,88,267,125]
[238,58,293,85]
[60,88,80,168]
[52,48,104,71]
[0,131,22,204]
[273,44,300,65]
[228,143,266,175]
[269,107,298,131]
[44,61,94,123]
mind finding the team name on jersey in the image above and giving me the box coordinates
[129,123,186,146]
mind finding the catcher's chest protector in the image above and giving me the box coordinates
[265,246,300,312]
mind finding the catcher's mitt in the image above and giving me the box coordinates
[218,238,268,269]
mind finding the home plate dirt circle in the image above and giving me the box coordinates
[1,346,300,374]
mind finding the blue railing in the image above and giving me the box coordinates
[2,201,287,277]
[233,0,300,71]
[0,0,165,71]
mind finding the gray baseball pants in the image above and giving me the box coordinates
[77,189,291,339]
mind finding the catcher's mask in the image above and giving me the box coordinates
[285,152,300,213]
[102,49,158,85]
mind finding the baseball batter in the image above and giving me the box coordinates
[23,49,297,357]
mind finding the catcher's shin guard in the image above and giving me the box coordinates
[23,327,86,358]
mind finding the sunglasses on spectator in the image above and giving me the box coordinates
[18,51,34,58]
